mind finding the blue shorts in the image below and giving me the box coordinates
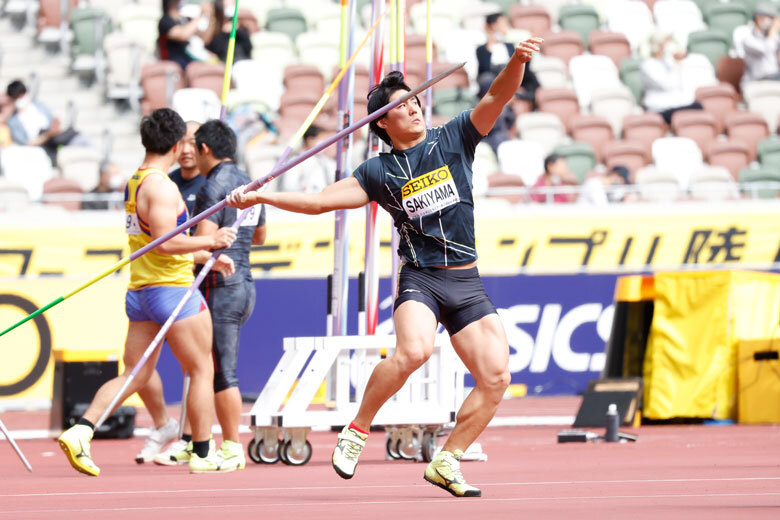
[126,286,207,325]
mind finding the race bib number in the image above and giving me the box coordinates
[125,213,141,235]
[401,165,460,219]
[237,206,261,227]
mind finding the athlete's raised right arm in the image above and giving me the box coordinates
[226,176,370,215]
[142,175,236,255]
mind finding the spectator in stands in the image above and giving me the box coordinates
[531,153,579,203]
[279,125,335,193]
[640,31,703,124]
[81,162,124,211]
[476,13,539,102]
[742,3,780,88]
[5,80,92,164]
[579,165,637,205]
[169,121,206,216]
[206,0,253,64]
[158,0,218,70]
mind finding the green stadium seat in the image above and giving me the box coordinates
[553,142,596,183]
[687,29,731,66]
[619,57,643,104]
[758,137,780,168]
[558,4,601,47]
[265,8,307,42]
[432,88,477,119]
[705,2,750,41]
[739,166,780,198]
[70,7,111,58]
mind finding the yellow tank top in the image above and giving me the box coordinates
[125,168,194,290]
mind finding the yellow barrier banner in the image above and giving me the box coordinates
[1,208,780,276]
[0,278,139,405]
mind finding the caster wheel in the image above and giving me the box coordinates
[421,431,437,462]
[280,440,312,466]
[256,439,280,464]
[396,438,417,460]
[247,439,261,464]
[278,440,289,465]
[386,437,401,459]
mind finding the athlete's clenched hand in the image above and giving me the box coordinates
[212,227,237,250]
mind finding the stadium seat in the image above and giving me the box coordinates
[622,113,667,154]
[602,140,651,178]
[619,57,644,105]
[743,81,780,134]
[590,85,637,136]
[653,0,707,49]
[652,136,703,188]
[432,88,477,119]
[606,0,655,51]
[570,54,621,108]
[496,139,547,186]
[725,111,770,161]
[739,166,780,199]
[588,31,632,68]
[37,0,78,50]
[516,112,566,155]
[688,165,739,201]
[265,7,308,42]
[432,61,471,91]
[569,114,614,162]
[634,165,682,202]
[486,172,527,205]
[0,178,31,211]
[405,34,437,70]
[185,62,227,98]
[0,145,55,200]
[410,1,460,35]
[57,145,102,192]
[534,0,579,24]
[553,142,597,183]
[279,90,320,121]
[540,30,583,67]
[303,1,342,35]
[103,32,148,109]
[687,30,730,66]
[705,140,751,180]
[715,56,746,95]
[509,4,552,35]
[670,109,718,155]
[250,31,297,72]
[283,65,325,95]
[116,3,159,55]
[232,59,283,112]
[473,141,500,179]
[704,2,750,41]
[535,87,580,131]
[695,83,738,133]
[237,8,261,34]
[758,137,780,168]
[172,88,221,124]
[140,61,185,115]
[296,31,341,79]
[557,5,600,47]
[529,55,569,88]
[43,177,84,211]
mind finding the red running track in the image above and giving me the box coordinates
[1,398,779,519]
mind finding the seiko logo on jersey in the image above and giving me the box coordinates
[401,166,460,218]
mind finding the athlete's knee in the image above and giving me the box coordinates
[213,370,238,393]
[477,366,510,397]
[393,341,432,375]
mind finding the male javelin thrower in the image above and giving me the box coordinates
[227,36,544,497]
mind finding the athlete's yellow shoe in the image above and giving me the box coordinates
[423,449,481,497]
[331,425,367,479]
[218,440,246,470]
[189,447,240,474]
[58,425,100,477]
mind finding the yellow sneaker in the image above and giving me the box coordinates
[58,425,100,477]
[331,425,367,479]
[423,449,481,497]
[218,440,246,470]
[189,446,239,474]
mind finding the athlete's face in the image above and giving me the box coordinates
[379,89,426,143]
[178,123,199,170]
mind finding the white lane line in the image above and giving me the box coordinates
[3,476,780,498]
[2,492,780,514]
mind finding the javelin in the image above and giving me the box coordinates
[218,0,241,121]
[0,61,464,339]
[0,416,32,472]
[94,3,392,429]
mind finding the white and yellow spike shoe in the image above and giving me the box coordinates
[423,449,481,497]
[58,425,100,477]
[331,425,367,479]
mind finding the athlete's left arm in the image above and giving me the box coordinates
[470,37,543,136]
[253,225,267,245]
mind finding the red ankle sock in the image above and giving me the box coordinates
[349,422,369,435]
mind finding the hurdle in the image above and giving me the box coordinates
[246,334,468,466]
